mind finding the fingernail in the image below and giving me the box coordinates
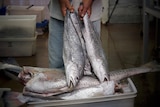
[81,14,84,17]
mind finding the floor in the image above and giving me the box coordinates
[0,23,160,107]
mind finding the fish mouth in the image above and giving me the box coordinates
[104,77,108,81]
[69,81,75,91]
[68,81,75,90]
[103,74,110,82]
[68,76,79,88]
[104,74,110,81]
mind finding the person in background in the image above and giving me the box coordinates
[48,0,102,69]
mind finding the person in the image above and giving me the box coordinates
[48,0,102,69]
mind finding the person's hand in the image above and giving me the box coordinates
[59,0,74,16]
[78,0,94,20]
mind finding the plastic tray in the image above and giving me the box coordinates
[7,5,45,23]
[0,15,36,38]
[0,35,37,57]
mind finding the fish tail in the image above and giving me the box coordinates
[0,62,22,73]
[141,60,160,72]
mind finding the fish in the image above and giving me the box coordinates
[69,11,92,76]
[2,81,115,104]
[82,13,110,82]
[19,66,73,97]
[21,67,99,97]
[18,61,160,98]
[63,11,85,88]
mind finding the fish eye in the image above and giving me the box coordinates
[76,77,79,81]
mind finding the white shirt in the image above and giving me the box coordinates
[48,0,102,21]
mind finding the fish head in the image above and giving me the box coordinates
[65,63,82,88]
[66,70,80,88]
[94,64,110,82]
[18,66,39,85]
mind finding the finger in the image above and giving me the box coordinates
[78,4,83,20]
[68,6,74,13]
[65,1,74,13]
[81,7,88,18]
[62,7,67,16]
[87,7,92,18]
[78,4,83,14]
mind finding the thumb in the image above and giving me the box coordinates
[66,2,74,13]
[81,6,88,18]
[87,7,92,18]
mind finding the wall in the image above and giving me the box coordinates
[109,0,143,23]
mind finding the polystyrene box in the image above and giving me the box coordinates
[0,35,37,57]
[0,15,36,38]
[7,5,45,23]
[28,78,137,107]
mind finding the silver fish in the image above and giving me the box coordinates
[82,14,110,82]
[63,11,85,88]
[70,12,92,75]
[19,66,72,97]
[2,81,115,105]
